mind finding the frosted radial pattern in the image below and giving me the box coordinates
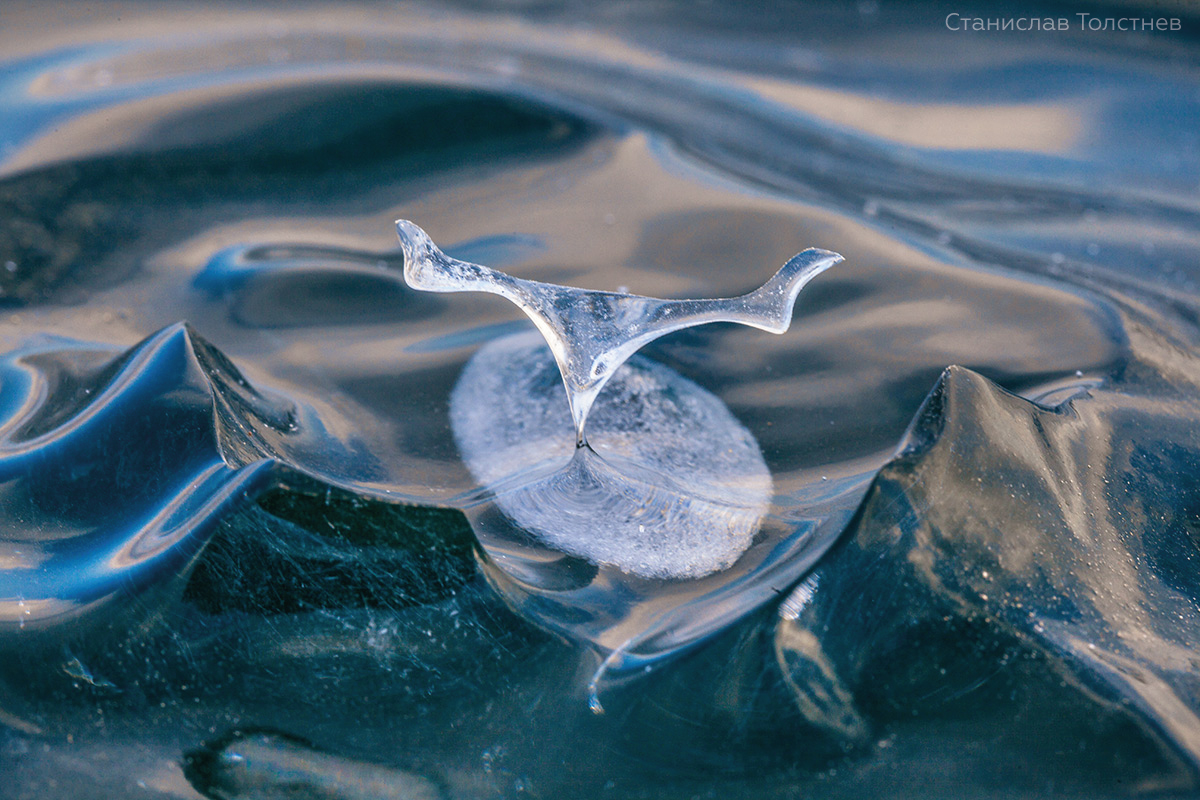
[396,220,842,446]
[451,333,772,579]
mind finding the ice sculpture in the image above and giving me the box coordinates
[396,218,840,591]
[395,220,842,447]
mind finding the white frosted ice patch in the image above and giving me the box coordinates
[451,332,773,580]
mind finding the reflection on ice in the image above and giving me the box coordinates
[184,730,443,800]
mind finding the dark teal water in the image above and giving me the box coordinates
[0,2,1198,798]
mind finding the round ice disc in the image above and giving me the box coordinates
[450,332,773,580]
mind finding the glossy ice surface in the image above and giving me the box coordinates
[0,2,1198,799]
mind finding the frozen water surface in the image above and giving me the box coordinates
[0,2,1199,798]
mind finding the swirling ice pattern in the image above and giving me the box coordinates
[0,3,1199,797]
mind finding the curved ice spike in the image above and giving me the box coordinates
[396,220,842,446]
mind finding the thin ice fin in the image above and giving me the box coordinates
[396,220,841,445]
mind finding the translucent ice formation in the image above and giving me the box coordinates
[396,220,842,446]
[396,220,841,584]
[450,332,773,579]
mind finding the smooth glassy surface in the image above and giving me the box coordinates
[0,2,1198,798]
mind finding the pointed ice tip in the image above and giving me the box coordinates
[819,249,844,275]
[394,219,425,254]
[395,220,449,291]
[789,247,843,273]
